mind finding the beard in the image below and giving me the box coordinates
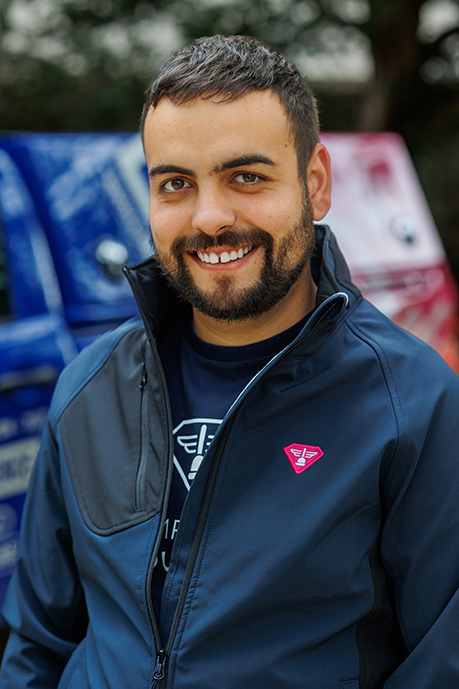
[153,192,316,323]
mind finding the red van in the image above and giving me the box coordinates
[321,132,458,371]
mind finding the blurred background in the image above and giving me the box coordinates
[1,0,459,277]
[1,0,459,646]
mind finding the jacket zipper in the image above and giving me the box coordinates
[146,348,174,687]
[135,363,149,511]
[151,416,235,689]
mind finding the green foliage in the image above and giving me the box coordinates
[0,0,180,131]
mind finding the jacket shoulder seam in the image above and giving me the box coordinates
[50,319,145,426]
[345,318,407,495]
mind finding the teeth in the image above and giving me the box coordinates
[196,246,253,264]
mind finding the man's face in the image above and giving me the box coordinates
[143,91,316,322]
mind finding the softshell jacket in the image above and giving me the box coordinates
[2,225,459,689]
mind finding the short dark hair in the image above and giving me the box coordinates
[140,35,320,177]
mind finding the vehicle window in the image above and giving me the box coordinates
[0,223,10,322]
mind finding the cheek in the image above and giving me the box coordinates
[242,194,298,230]
[149,205,187,250]
[239,199,277,229]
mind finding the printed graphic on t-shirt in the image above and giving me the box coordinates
[173,417,222,490]
[155,417,222,575]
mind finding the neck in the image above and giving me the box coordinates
[192,268,317,346]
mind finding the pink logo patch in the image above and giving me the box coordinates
[283,444,324,474]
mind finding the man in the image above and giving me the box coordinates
[1,34,459,689]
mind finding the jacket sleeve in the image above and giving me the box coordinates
[0,415,86,688]
[381,354,459,687]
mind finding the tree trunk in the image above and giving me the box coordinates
[358,0,425,131]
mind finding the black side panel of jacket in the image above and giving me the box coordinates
[61,325,169,535]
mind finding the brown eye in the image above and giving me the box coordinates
[234,173,260,184]
[163,178,191,192]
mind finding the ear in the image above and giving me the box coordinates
[307,143,331,221]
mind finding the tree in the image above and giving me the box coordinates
[0,0,182,130]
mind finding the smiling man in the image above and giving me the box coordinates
[2,34,459,689]
[142,90,326,343]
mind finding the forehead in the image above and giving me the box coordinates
[142,90,295,169]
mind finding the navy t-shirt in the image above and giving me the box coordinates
[152,309,308,619]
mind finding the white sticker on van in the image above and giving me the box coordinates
[0,437,41,499]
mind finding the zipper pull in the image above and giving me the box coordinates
[139,363,147,389]
[152,649,168,686]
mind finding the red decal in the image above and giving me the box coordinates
[283,444,324,474]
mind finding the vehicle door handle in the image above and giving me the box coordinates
[0,365,60,393]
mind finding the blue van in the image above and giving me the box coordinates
[0,132,150,612]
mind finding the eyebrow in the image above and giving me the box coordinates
[149,164,193,179]
[213,154,276,174]
[148,154,276,179]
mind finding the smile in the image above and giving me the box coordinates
[195,246,253,264]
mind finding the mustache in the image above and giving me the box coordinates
[170,228,274,255]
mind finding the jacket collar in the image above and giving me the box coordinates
[312,224,361,306]
[122,224,361,340]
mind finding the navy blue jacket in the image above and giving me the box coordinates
[1,226,459,688]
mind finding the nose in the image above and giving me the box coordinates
[191,185,236,235]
